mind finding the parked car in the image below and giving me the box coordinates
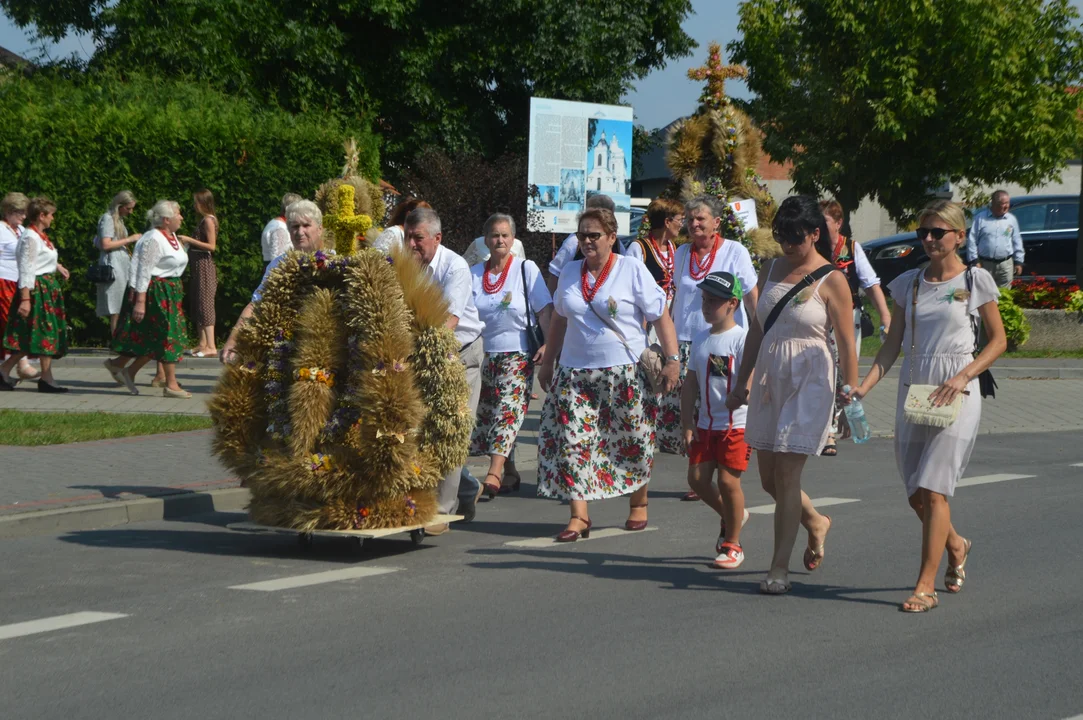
[863,194,1078,289]
[618,207,646,249]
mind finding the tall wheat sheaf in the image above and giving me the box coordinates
[208,247,472,531]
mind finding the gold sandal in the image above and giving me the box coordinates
[944,538,972,593]
[901,591,939,613]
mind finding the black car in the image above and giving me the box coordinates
[863,194,1078,288]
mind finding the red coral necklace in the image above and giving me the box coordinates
[581,252,616,302]
[689,234,721,280]
[162,230,180,251]
[483,256,514,294]
[646,232,675,293]
[30,226,53,250]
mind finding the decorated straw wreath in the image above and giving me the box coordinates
[209,161,472,531]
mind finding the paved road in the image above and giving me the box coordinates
[2,430,1082,719]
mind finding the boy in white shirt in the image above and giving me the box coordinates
[681,271,752,569]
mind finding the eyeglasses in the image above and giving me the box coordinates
[772,232,807,245]
[915,227,958,241]
[576,231,604,242]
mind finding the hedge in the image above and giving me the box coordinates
[0,71,380,345]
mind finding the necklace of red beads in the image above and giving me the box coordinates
[689,234,722,281]
[483,256,514,294]
[646,232,675,293]
[581,252,617,302]
[162,229,180,251]
[30,226,54,250]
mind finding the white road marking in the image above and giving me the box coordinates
[229,566,402,592]
[1072,463,1083,468]
[957,473,1035,488]
[746,497,860,515]
[505,526,658,548]
[0,611,128,641]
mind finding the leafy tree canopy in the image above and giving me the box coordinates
[730,0,1083,221]
[2,0,696,169]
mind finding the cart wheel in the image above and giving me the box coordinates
[410,529,425,545]
[350,536,365,553]
[297,533,314,551]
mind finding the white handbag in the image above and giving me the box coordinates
[902,273,964,428]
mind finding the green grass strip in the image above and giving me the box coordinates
[0,410,212,446]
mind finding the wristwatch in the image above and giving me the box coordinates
[666,354,680,362]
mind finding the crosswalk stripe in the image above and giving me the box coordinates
[957,473,1035,488]
[746,497,860,515]
[229,566,402,592]
[505,526,658,548]
[1072,463,1083,468]
[0,612,128,641]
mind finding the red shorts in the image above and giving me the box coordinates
[688,428,751,472]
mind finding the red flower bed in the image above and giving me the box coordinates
[1011,276,1080,309]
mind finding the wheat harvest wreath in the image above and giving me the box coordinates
[208,246,473,532]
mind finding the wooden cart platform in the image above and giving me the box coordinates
[227,514,463,551]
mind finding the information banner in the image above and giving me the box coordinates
[527,97,634,235]
[729,198,758,230]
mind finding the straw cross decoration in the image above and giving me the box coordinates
[323,184,373,255]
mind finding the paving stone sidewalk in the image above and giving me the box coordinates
[3,354,1081,518]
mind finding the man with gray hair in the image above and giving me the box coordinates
[404,207,485,535]
[546,193,619,293]
[965,189,1024,287]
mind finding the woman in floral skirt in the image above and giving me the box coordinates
[537,207,680,541]
[1,197,71,392]
[104,200,192,398]
[0,191,41,383]
[469,213,553,497]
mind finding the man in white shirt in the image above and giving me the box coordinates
[965,190,1024,287]
[404,207,485,533]
[260,192,302,263]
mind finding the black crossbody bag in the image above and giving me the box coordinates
[965,265,998,399]
[521,261,544,356]
[762,264,835,336]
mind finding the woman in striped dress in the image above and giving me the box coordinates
[104,200,192,398]
[0,197,70,392]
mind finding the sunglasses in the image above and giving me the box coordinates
[772,232,808,245]
[915,227,958,241]
[576,231,604,242]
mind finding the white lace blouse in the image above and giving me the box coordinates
[131,229,189,293]
[16,227,59,289]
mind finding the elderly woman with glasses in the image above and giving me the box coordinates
[728,195,857,595]
[537,207,680,542]
[850,200,1005,613]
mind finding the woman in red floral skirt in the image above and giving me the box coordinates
[1,197,71,392]
[104,200,192,398]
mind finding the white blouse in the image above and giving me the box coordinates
[131,229,189,292]
[0,221,21,282]
[260,216,291,262]
[470,257,552,353]
[16,227,59,289]
[671,239,757,341]
[554,255,667,369]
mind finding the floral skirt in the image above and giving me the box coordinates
[3,273,69,358]
[111,277,187,362]
[655,340,692,455]
[537,363,659,501]
[470,351,534,458]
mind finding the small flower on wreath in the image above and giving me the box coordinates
[309,452,333,473]
[372,361,386,376]
[314,250,328,269]
[297,366,335,387]
[353,504,370,528]
[376,428,406,444]
[392,359,406,372]
[241,360,260,374]
[405,497,417,517]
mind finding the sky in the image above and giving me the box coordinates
[3,0,1083,133]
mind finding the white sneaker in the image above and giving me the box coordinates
[714,542,745,569]
[715,508,750,554]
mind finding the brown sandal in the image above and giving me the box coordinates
[556,516,592,542]
[625,503,648,531]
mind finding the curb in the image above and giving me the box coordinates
[49,353,222,370]
[0,488,251,540]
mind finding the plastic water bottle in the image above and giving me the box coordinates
[842,385,871,444]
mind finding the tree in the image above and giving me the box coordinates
[0,0,697,170]
[729,0,1083,223]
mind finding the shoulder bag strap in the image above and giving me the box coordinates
[521,259,534,332]
[762,264,834,337]
[964,264,982,356]
[587,298,639,364]
[909,272,919,387]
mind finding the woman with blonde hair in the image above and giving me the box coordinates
[0,191,40,381]
[94,190,141,335]
[851,200,1005,612]
[104,200,192,398]
[1,197,71,392]
[185,189,219,357]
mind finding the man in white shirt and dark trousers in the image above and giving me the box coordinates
[404,208,486,534]
[965,190,1024,288]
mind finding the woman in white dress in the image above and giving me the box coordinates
[469,214,553,496]
[851,200,1005,613]
[537,207,680,541]
[94,191,141,335]
[729,196,857,594]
